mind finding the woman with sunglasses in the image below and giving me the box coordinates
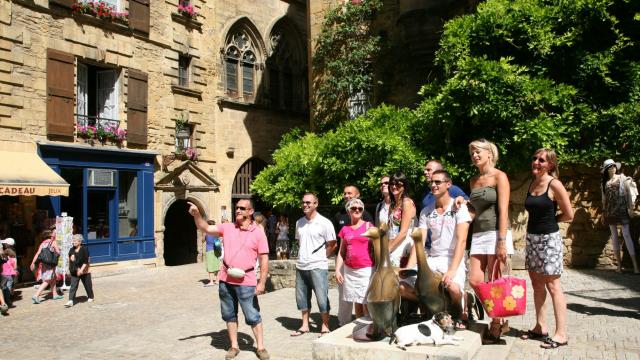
[467,139,513,343]
[335,198,374,319]
[387,172,416,268]
[521,148,573,349]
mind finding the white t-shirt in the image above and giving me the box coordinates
[418,199,472,258]
[295,213,336,271]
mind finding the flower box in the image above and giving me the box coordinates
[71,1,129,25]
[77,124,126,144]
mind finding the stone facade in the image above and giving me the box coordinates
[1,0,308,267]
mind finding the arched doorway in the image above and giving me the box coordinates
[232,157,268,219]
[163,199,198,266]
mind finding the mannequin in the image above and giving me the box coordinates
[600,159,639,274]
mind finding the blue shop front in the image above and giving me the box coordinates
[39,143,156,263]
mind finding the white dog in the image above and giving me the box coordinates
[394,312,464,350]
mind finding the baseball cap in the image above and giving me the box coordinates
[0,238,15,246]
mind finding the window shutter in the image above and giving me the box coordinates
[76,63,88,123]
[97,69,119,123]
[127,69,148,146]
[129,0,150,35]
[47,49,75,138]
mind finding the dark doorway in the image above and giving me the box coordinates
[163,200,197,266]
[231,157,268,220]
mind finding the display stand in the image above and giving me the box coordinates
[55,213,74,290]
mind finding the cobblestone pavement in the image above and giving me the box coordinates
[503,269,640,360]
[2,264,638,360]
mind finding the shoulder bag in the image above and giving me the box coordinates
[37,241,60,266]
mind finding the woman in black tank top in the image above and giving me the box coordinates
[522,148,573,349]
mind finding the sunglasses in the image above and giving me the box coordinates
[301,201,315,205]
[390,182,404,187]
[532,156,547,163]
[429,180,448,186]
[235,206,250,211]
[350,207,364,212]
[380,181,389,186]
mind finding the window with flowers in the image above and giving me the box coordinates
[177,0,198,19]
[72,0,128,24]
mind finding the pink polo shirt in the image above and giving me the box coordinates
[218,222,269,286]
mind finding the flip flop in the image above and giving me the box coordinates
[290,329,309,337]
[521,330,549,341]
[318,330,330,338]
[541,338,568,349]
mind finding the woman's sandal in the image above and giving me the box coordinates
[541,338,568,349]
[454,319,468,330]
[483,321,503,344]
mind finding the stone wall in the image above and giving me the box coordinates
[509,164,640,269]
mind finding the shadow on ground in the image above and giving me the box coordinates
[178,329,255,351]
[275,313,340,333]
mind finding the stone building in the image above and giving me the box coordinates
[0,0,308,275]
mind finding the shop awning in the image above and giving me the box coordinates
[0,151,69,196]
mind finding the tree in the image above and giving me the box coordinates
[253,0,640,207]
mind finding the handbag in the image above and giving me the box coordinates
[37,241,60,266]
[475,260,526,318]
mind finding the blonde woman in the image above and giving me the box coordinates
[521,148,573,348]
[467,139,513,343]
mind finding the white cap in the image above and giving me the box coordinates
[1,238,15,246]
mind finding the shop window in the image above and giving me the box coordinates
[118,172,138,238]
[77,62,121,132]
[87,191,112,240]
[178,54,191,87]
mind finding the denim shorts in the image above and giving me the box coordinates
[295,268,330,313]
[219,281,262,326]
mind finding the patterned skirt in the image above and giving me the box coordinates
[525,231,563,275]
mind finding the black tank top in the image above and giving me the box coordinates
[524,179,559,234]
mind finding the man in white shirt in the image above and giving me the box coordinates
[291,193,337,337]
[403,170,471,321]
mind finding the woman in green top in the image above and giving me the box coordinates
[467,139,513,344]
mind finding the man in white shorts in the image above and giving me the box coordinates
[402,170,471,323]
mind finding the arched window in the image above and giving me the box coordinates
[224,30,259,101]
[267,19,306,111]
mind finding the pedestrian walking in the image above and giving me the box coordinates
[30,230,63,304]
[65,234,95,307]
[203,220,222,287]
[188,200,270,360]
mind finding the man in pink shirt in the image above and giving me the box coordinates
[188,199,270,360]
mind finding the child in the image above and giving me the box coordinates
[1,248,17,307]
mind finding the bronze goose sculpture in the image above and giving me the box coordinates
[410,228,458,319]
[364,225,400,343]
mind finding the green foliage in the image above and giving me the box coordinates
[312,0,382,132]
[251,106,423,208]
[253,0,640,208]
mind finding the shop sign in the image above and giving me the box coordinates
[0,186,36,195]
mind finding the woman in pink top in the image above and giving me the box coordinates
[30,230,63,304]
[335,198,374,320]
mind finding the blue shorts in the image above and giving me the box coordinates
[295,268,330,313]
[219,281,262,326]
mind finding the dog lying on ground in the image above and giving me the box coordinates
[394,312,463,350]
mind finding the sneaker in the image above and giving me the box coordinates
[53,295,64,300]
[224,347,240,360]
[0,303,8,315]
[32,295,41,304]
[88,298,94,303]
[64,301,74,307]
[256,348,270,360]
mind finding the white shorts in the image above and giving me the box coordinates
[399,257,466,296]
[389,235,414,268]
[470,230,514,255]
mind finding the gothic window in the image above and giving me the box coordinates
[224,32,258,100]
[267,24,306,111]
